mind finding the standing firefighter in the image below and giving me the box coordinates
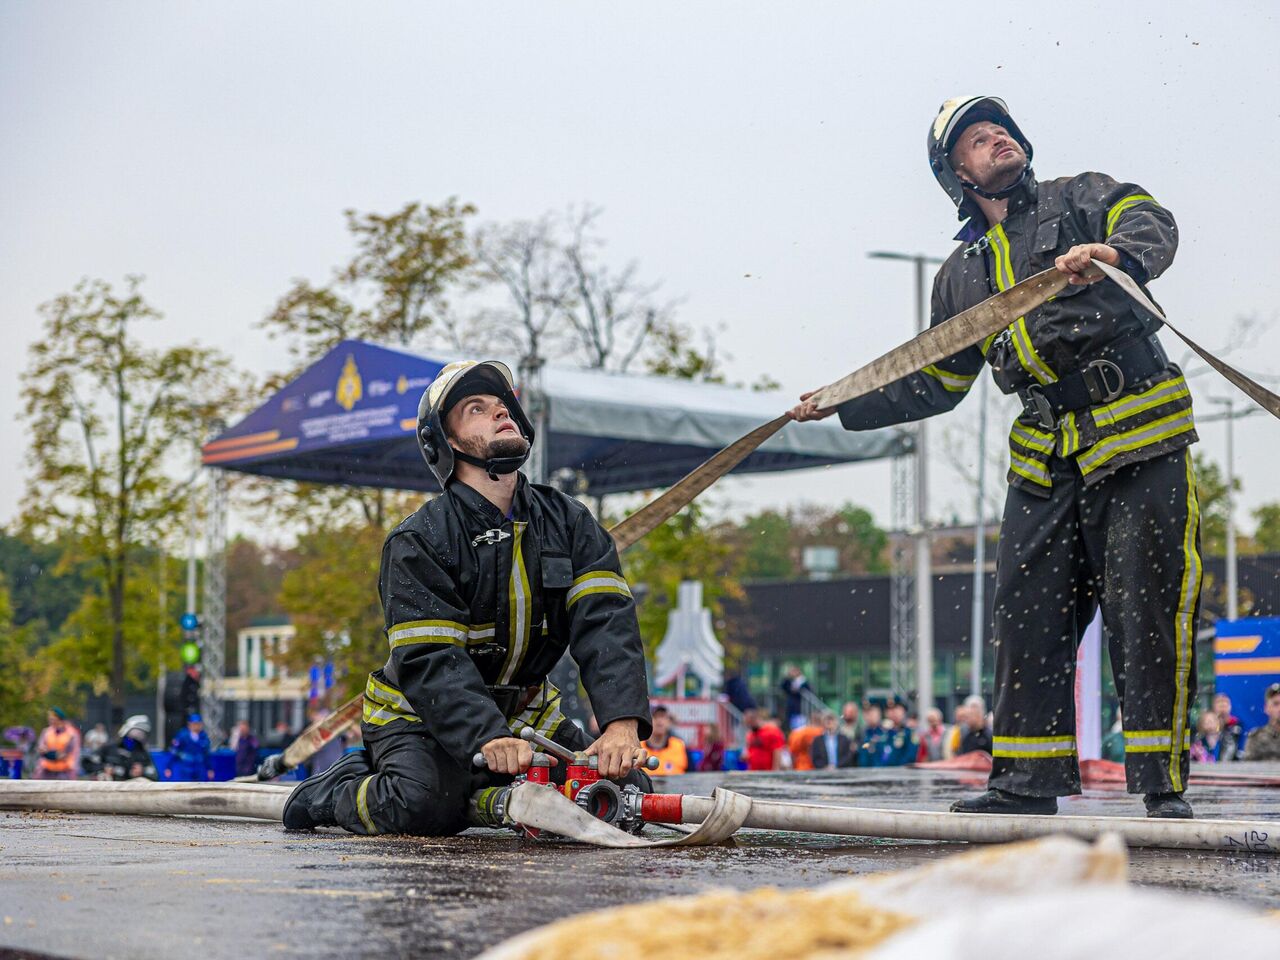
[283,360,653,835]
[792,96,1200,818]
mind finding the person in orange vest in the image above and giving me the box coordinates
[787,712,824,772]
[645,706,688,776]
[35,707,81,780]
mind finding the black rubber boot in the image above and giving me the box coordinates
[1144,792,1194,819]
[282,751,373,830]
[950,788,1058,815]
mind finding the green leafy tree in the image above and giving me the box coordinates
[276,523,387,700]
[255,199,478,532]
[738,510,795,580]
[618,504,743,661]
[828,504,889,574]
[261,198,478,364]
[0,531,89,638]
[42,554,185,707]
[0,576,44,729]
[20,277,235,723]
[728,502,889,581]
[225,537,296,639]
[1253,502,1280,553]
[1193,452,1237,557]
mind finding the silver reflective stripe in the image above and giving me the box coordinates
[1010,423,1055,453]
[566,574,632,608]
[497,523,530,685]
[1125,734,1172,748]
[1091,377,1189,428]
[1077,409,1196,475]
[992,736,1076,757]
[388,621,468,648]
[922,364,977,392]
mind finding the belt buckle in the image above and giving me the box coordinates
[1022,385,1058,431]
[1086,359,1125,404]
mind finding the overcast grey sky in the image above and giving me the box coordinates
[3,2,1278,537]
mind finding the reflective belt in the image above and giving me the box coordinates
[1019,336,1168,430]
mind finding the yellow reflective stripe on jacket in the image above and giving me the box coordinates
[1057,412,1081,457]
[367,675,413,712]
[466,623,496,645]
[1010,316,1056,385]
[1106,194,1159,237]
[1090,375,1189,428]
[990,224,1057,385]
[989,224,1016,289]
[992,734,1077,759]
[387,619,469,649]
[921,364,978,393]
[497,522,531,685]
[566,570,633,610]
[1076,408,1196,476]
[1171,450,1201,791]
[1009,451,1051,487]
[363,675,421,726]
[1010,422,1055,454]
[508,685,567,739]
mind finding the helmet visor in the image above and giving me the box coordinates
[933,96,1014,155]
[424,360,517,421]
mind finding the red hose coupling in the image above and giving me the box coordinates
[640,793,683,824]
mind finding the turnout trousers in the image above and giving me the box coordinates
[988,449,1202,798]
[317,722,646,836]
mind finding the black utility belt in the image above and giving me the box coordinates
[487,683,542,717]
[1018,337,1169,430]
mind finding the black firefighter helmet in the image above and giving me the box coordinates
[417,359,535,488]
[927,95,1034,219]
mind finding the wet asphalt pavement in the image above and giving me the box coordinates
[2,765,1279,960]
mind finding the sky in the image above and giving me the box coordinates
[2,1,1278,540]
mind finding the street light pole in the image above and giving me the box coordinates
[870,251,945,714]
[1209,397,1239,620]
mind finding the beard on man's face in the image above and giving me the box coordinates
[957,146,1025,194]
[454,431,529,461]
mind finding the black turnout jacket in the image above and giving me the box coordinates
[838,172,1195,495]
[363,476,652,766]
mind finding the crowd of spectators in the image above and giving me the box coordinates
[650,680,1280,778]
[1187,687,1280,762]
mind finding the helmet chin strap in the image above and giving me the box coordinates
[452,444,529,482]
[960,162,1032,201]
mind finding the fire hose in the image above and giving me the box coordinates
[2,775,1275,856]
[247,260,1280,783]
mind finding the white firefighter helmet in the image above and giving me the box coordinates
[118,715,151,740]
[416,360,535,488]
[927,95,1034,219]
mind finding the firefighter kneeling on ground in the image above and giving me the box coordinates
[91,715,158,781]
[283,360,653,835]
[792,95,1200,819]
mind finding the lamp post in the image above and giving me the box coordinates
[869,251,946,713]
[1204,398,1261,620]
